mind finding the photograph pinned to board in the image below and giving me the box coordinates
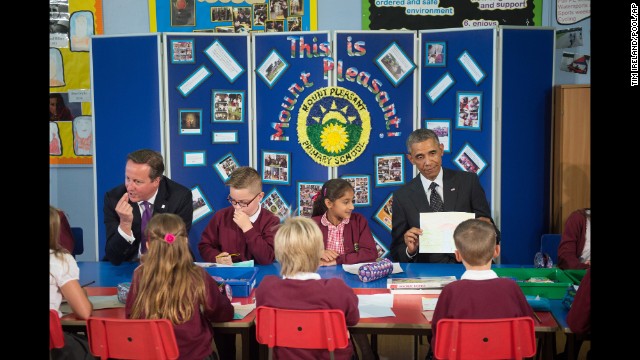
[374,41,416,87]
[257,49,289,87]
[204,39,245,83]
[269,0,288,19]
[213,152,240,182]
[556,27,583,49]
[342,174,371,207]
[375,154,404,187]
[212,90,245,122]
[183,150,206,167]
[287,16,302,31]
[455,91,482,131]
[211,6,232,22]
[265,19,285,32]
[193,29,215,33]
[457,50,486,85]
[191,185,213,224]
[373,193,393,232]
[252,3,267,26]
[215,26,234,33]
[262,150,290,185]
[424,119,451,154]
[373,233,390,259]
[177,65,212,97]
[171,38,195,64]
[297,181,323,217]
[179,108,202,134]
[425,41,446,67]
[453,142,488,176]
[73,116,93,156]
[426,72,455,104]
[560,52,590,74]
[261,187,290,220]
[232,7,252,33]
[50,48,66,87]
[171,0,196,27]
[290,0,304,16]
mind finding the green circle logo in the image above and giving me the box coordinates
[297,86,371,166]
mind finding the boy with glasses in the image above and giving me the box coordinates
[198,166,280,266]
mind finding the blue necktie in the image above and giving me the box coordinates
[429,182,444,212]
[140,201,153,253]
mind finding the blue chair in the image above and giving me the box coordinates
[540,234,561,264]
[71,227,84,256]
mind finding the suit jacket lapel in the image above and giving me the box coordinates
[153,176,169,214]
[442,168,458,212]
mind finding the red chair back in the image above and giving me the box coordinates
[86,317,179,360]
[434,317,536,360]
[50,309,65,350]
[255,306,350,360]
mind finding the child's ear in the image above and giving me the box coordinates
[454,249,462,262]
[493,244,501,258]
[324,198,332,209]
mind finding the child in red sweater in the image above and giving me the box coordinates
[431,219,535,356]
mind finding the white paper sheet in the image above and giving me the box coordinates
[421,297,438,311]
[419,212,475,253]
[357,293,395,318]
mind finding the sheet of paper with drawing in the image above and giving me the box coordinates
[419,212,475,253]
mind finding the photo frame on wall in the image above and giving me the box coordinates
[212,90,245,122]
[374,41,416,87]
[453,142,488,176]
[455,91,482,131]
[375,154,404,187]
[373,193,393,232]
[261,150,290,185]
[425,41,446,67]
[297,181,323,217]
[213,152,239,182]
[261,187,290,220]
[170,39,195,64]
[372,233,390,259]
[183,150,206,167]
[171,0,196,27]
[256,49,289,88]
[342,174,371,207]
[179,109,202,135]
[424,119,451,153]
[191,185,213,225]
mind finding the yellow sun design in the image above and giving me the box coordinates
[320,123,349,153]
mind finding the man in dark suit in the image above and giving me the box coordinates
[103,149,193,265]
[391,129,499,263]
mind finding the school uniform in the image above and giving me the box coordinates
[125,267,234,360]
[431,269,535,340]
[312,212,378,265]
[256,273,360,360]
[198,206,280,264]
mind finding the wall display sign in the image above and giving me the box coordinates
[362,0,543,30]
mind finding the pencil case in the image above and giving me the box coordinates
[358,258,394,282]
[117,282,131,304]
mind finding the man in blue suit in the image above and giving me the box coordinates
[391,129,499,263]
[103,149,193,265]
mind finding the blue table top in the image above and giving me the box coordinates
[77,261,568,328]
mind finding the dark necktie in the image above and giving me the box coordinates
[429,182,444,212]
[140,201,153,254]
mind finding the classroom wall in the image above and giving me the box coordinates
[51,0,589,261]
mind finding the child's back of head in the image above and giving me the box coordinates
[226,166,262,193]
[453,219,497,267]
[130,213,207,324]
[274,216,324,277]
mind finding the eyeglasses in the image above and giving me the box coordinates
[227,192,261,208]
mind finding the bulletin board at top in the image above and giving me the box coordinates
[49,0,104,166]
[151,0,317,33]
[361,0,544,30]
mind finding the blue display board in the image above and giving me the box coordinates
[334,31,418,257]
[92,34,164,261]
[164,33,252,260]
[253,32,332,219]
